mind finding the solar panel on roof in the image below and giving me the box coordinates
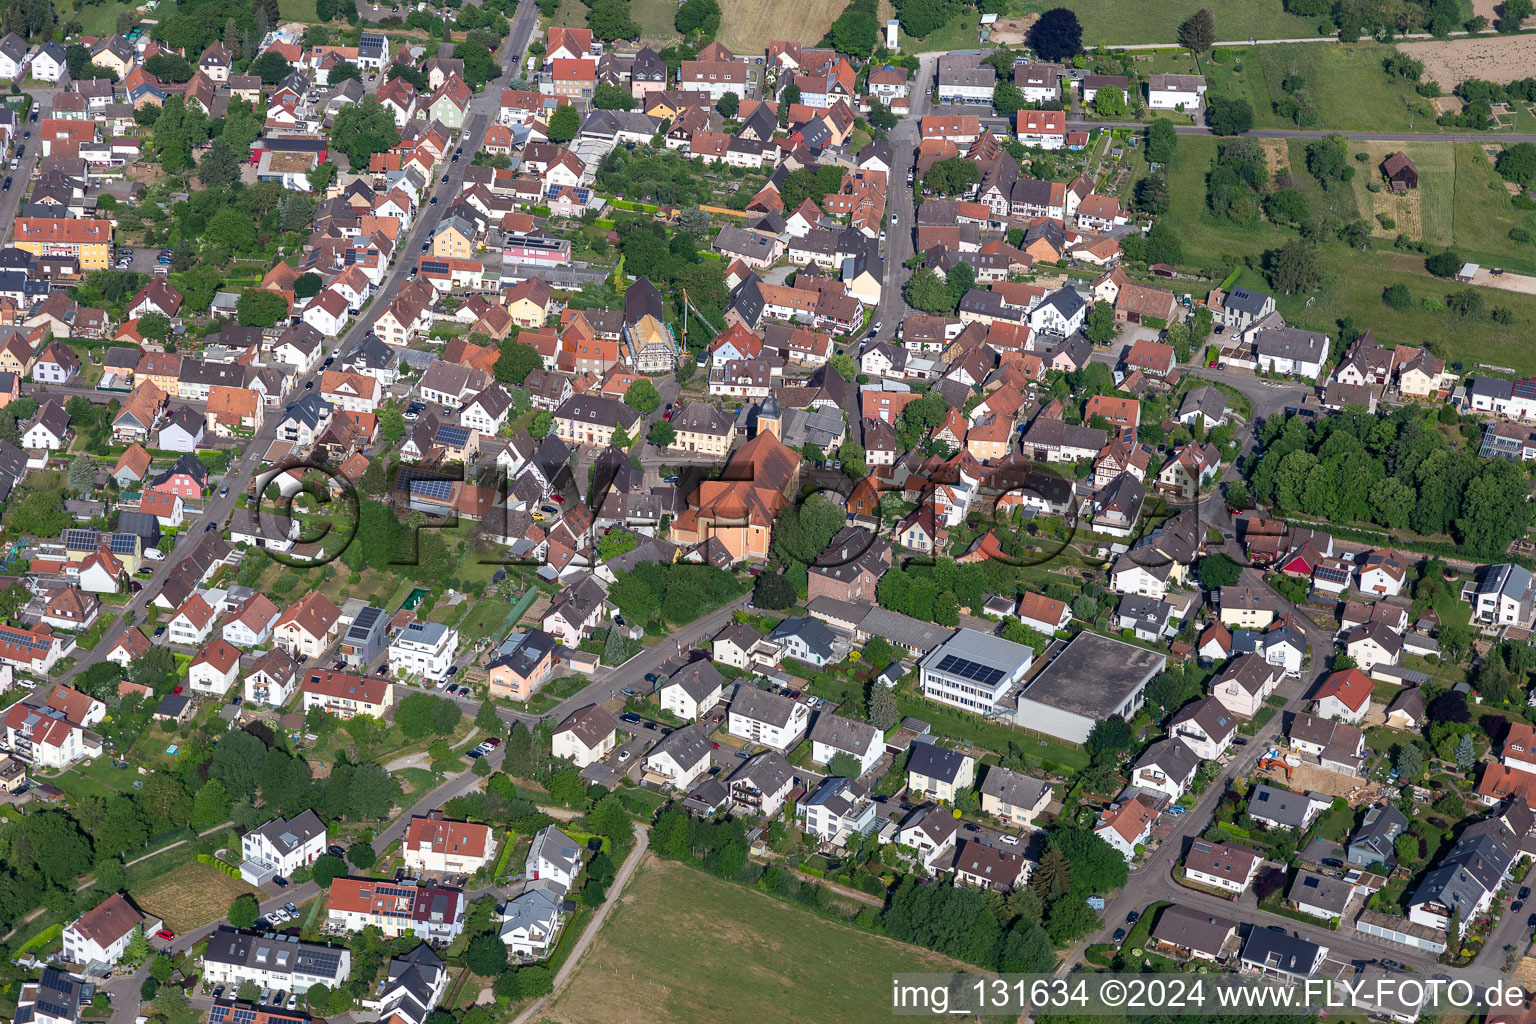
[410,478,454,500]
[109,533,137,554]
[435,425,470,446]
[420,260,450,274]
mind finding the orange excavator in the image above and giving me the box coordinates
[1258,749,1298,781]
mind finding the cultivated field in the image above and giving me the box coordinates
[1400,35,1536,87]
[1348,141,1455,245]
[546,855,964,1024]
[133,864,263,933]
[1046,0,1322,45]
[717,0,843,53]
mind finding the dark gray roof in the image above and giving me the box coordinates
[1239,928,1324,976]
[731,684,801,729]
[647,722,711,771]
[1151,904,1236,957]
[978,766,1051,809]
[808,711,878,759]
[907,738,970,785]
[662,660,725,703]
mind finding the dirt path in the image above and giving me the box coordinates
[510,828,651,1024]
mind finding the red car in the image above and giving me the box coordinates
[550,494,564,503]
[155,928,175,941]
[711,742,719,749]
[171,685,182,695]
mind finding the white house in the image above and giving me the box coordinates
[187,639,241,696]
[658,661,724,722]
[222,594,280,647]
[167,594,218,646]
[1212,654,1282,719]
[302,289,351,337]
[642,724,713,792]
[891,804,961,872]
[498,881,563,958]
[526,825,583,894]
[1147,73,1207,110]
[1027,288,1085,335]
[1169,697,1237,761]
[799,776,877,846]
[551,703,617,768]
[62,893,157,970]
[401,812,498,875]
[1129,739,1199,802]
[200,928,351,994]
[808,711,881,777]
[239,809,326,884]
[1311,668,1373,725]
[907,739,976,803]
[1093,795,1157,861]
[1183,840,1262,895]
[387,620,458,682]
[1253,326,1331,380]
[727,684,810,751]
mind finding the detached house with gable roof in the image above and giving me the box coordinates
[240,809,326,884]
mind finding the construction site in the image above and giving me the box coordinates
[1256,749,1395,804]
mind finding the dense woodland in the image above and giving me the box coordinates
[1248,408,1533,558]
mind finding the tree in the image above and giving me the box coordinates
[1305,135,1352,185]
[228,894,260,929]
[827,751,862,778]
[530,410,553,440]
[1394,832,1420,864]
[494,340,542,384]
[330,97,402,170]
[1382,282,1411,309]
[904,268,957,313]
[1196,553,1244,588]
[1500,0,1532,31]
[311,854,346,887]
[249,51,293,85]
[1395,744,1424,782]
[465,933,508,975]
[588,0,639,39]
[347,842,377,869]
[1086,718,1132,765]
[867,686,898,730]
[1266,240,1322,294]
[993,81,1026,118]
[136,310,172,341]
[140,979,159,1002]
[236,289,290,328]
[1083,300,1117,344]
[547,102,581,143]
[753,571,795,610]
[66,454,95,498]
[624,377,661,414]
[922,157,980,196]
[1206,95,1254,135]
[1498,142,1536,186]
[1253,866,1287,902]
[836,439,867,478]
[717,91,739,119]
[307,160,339,193]
[1028,8,1082,61]
[1146,118,1178,163]
[1093,86,1125,117]
[1426,248,1463,277]
[1179,7,1215,51]
[647,419,676,448]
[675,0,721,34]
[11,487,70,538]
[198,138,242,188]
[998,922,1054,973]
[236,981,260,1003]
[593,82,637,110]
[149,955,174,982]
[515,967,553,998]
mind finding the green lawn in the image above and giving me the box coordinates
[65,0,135,37]
[1200,43,1435,132]
[1165,133,1536,375]
[550,0,586,28]
[1026,0,1325,45]
[901,9,980,53]
[546,855,963,1024]
[632,0,681,40]
[278,0,318,20]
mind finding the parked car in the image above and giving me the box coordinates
[155,928,175,941]
[621,687,637,697]
[998,833,1019,846]
[620,712,640,724]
